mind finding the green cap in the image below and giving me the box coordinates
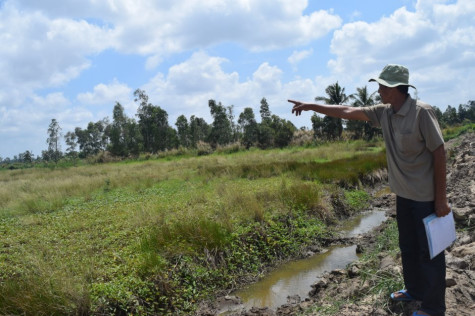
[369,64,416,89]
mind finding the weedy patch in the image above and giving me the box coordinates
[0,140,390,315]
[344,189,370,211]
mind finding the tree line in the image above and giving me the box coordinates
[3,84,474,164]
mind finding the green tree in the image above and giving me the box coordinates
[64,131,78,160]
[257,97,274,148]
[259,97,271,124]
[166,126,179,149]
[311,114,325,140]
[315,82,348,140]
[443,105,458,126]
[75,119,109,158]
[134,89,170,153]
[46,118,62,163]
[207,99,232,147]
[458,101,475,123]
[189,115,210,148]
[432,106,446,128]
[432,106,443,121]
[227,105,239,142]
[19,150,34,164]
[176,115,191,148]
[125,120,143,156]
[109,102,129,156]
[108,102,143,157]
[270,115,296,148]
[257,124,274,149]
[348,86,381,140]
[466,100,475,122]
[238,107,259,148]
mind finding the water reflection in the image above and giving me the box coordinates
[225,210,387,312]
[235,245,358,310]
[345,210,386,237]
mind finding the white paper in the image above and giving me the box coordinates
[423,211,457,259]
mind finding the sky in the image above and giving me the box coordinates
[0,0,474,159]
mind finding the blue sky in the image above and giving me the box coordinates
[0,0,473,159]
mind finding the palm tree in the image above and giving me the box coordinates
[350,86,376,107]
[348,86,381,140]
[315,82,349,140]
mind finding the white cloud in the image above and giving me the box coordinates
[0,90,93,158]
[168,52,238,94]
[168,1,341,52]
[9,0,341,58]
[0,92,69,134]
[252,63,283,95]
[327,0,475,107]
[140,51,318,129]
[0,3,112,92]
[77,79,132,106]
[288,49,314,70]
[142,51,242,121]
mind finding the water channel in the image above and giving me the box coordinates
[220,209,387,314]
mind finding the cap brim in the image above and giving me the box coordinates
[369,78,416,89]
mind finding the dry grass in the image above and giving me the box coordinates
[0,140,382,218]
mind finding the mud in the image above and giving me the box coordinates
[198,132,475,316]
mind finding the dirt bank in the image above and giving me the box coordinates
[202,132,474,316]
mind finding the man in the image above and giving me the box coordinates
[289,64,450,316]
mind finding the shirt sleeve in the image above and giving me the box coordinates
[419,106,444,152]
[361,104,388,128]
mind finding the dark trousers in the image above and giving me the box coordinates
[396,196,446,316]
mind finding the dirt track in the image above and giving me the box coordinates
[204,132,475,316]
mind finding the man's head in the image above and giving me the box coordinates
[370,64,414,105]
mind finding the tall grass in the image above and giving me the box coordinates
[0,139,386,314]
[0,140,383,218]
[442,122,474,141]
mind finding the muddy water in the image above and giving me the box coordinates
[223,210,387,313]
[342,209,387,237]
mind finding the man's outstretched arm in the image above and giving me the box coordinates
[288,99,370,121]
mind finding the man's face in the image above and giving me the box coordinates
[378,84,397,104]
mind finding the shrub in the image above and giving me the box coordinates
[290,129,314,147]
[196,141,213,156]
[215,142,244,154]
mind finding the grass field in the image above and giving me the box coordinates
[0,140,386,315]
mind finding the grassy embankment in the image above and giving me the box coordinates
[0,140,386,315]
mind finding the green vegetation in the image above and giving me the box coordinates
[442,122,475,141]
[358,220,403,298]
[344,190,370,211]
[0,140,383,315]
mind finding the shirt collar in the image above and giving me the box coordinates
[393,95,413,116]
